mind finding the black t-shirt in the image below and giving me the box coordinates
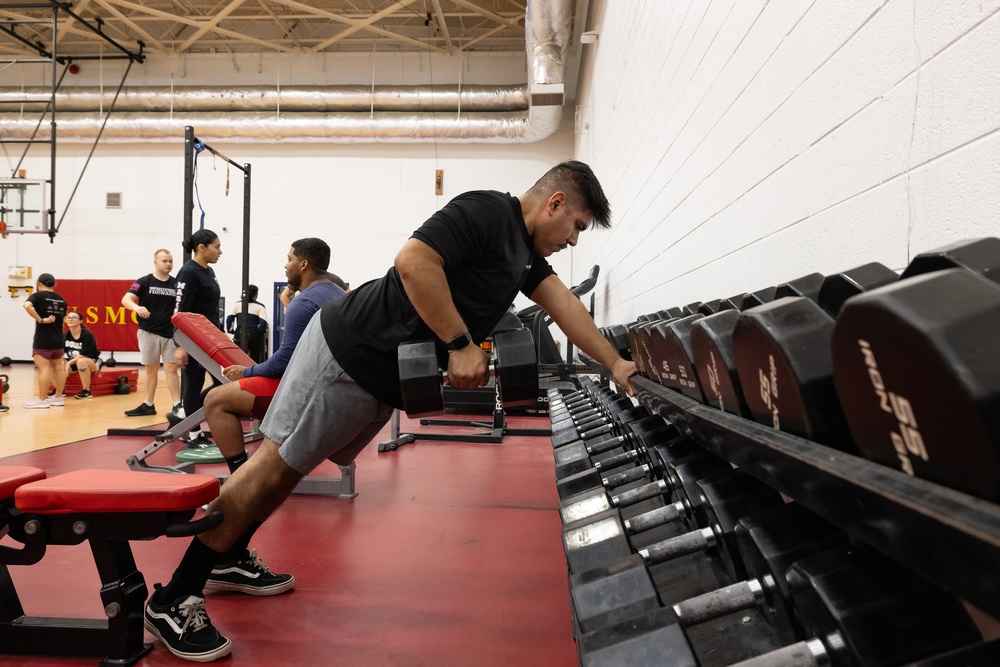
[320,190,554,408]
[27,290,68,350]
[174,260,222,331]
[65,328,100,360]
[128,274,177,338]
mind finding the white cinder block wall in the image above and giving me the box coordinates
[573,0,1000,328]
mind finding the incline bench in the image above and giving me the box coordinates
[125,312,357,498]
[0,466,220,665]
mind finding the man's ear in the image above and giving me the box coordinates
[548,191,567,213]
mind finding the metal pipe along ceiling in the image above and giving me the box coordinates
[0,0,572,143]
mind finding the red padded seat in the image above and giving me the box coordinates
[0,467,46,500]
[172,312,254,368]
[15,469,219,514]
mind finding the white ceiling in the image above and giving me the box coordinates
[0,0,529,61]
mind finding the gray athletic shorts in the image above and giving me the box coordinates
[137,329,178,366]
[261,314,393,475]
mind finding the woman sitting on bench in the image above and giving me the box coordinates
[63,311,101,400]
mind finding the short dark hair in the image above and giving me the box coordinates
[245,284,259,300]
[532,161,611,229]
[182,229,219,255]
[291,237,330,272]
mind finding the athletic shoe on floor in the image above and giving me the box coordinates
[182,432,215,449]
[144,585,231,662]
[167,410,184,426]
[0,405,8,412]
[45,396,64,407]
[75,389,92,400]
[124,402,157,417]
[205,549,295,596]
[168,402,186,419]
[24,398,50,409]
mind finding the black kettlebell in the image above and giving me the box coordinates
[103,356,117,368]
[0,356,11,367]
[1,374,9,394]
[115,375,131,395]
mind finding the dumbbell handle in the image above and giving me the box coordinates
[593,449,639,471]
[672,578,767,626]
[611,478,668,508]
[602,464,650,490]
[623,500,684,535]
[727,638,830,667]
[579,423,613,442]
[587,434,626,456]
[639,526,715,565]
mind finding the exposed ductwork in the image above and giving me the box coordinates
[0,0,574,143]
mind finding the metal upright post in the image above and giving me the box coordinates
[239,163,251,353]
[183,126,194,260]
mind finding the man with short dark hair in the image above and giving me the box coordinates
[145,161,635,662]
[122,249,181,418]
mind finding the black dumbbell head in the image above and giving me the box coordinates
[659,314,706,402]
[775,272,826,302]
[733,297,854,450]
[900,236,1000,285]
[817,262,899,318]
[689,310,752,417]
[831,268,1000,501]
[787,543,980,666]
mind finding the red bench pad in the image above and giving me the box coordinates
[15,470,220,514]
[172,312,254,368]
[0,467,46,500]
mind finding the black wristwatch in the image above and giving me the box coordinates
[443,331,474,351]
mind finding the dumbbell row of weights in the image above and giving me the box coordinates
[547,388,990,666]
[550,415,986,664]
[621,237,1000,503]
[578,541,982,667]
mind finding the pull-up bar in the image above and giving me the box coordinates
[183,126,253,355]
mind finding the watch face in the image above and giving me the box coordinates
[448,333,471,350]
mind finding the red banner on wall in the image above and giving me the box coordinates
[57,280,140,352]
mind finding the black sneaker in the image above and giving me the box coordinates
[182,432,215,449]
[125,402,157,417]
[47,388,56,397]
[167,410,184,426]
[206,549,295,596]
[75,389,92,400]
[144,585,232,662]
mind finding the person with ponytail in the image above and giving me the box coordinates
[63,311,101,399]
[172,228,223,448]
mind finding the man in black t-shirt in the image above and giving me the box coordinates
[122,249,181,417]
[23,273,68,409]
[145,161,638,662]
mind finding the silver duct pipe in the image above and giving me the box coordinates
[0,85,528,113]
[0,0,571,143]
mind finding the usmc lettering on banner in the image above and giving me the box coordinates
[857,339,928,475]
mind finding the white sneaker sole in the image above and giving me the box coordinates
[204,576,295,596]
[144,618,232,663]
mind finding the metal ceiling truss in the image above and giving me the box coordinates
[0,1,528,58]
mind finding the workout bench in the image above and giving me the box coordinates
[124,312,357,498]
[0,466,220,666]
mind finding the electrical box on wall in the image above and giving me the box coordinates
[435,170,443,196]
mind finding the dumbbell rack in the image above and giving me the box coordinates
[579,355,1000,624]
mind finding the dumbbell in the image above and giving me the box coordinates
[561,458,749,575]
[649,313,707,401]
[554,408,680,482]
[831,237,1000,501]
[571,502,850,638]
[729,263,899,449]
[636,470,785,580]
[397,326,537,417]
[556,415,686,499]
[0,373,9,413]
[551,393,634,446]
[577,542,981,667]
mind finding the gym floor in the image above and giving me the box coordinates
[0,362,578,666]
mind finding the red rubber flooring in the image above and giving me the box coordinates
[0,413,578,666]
